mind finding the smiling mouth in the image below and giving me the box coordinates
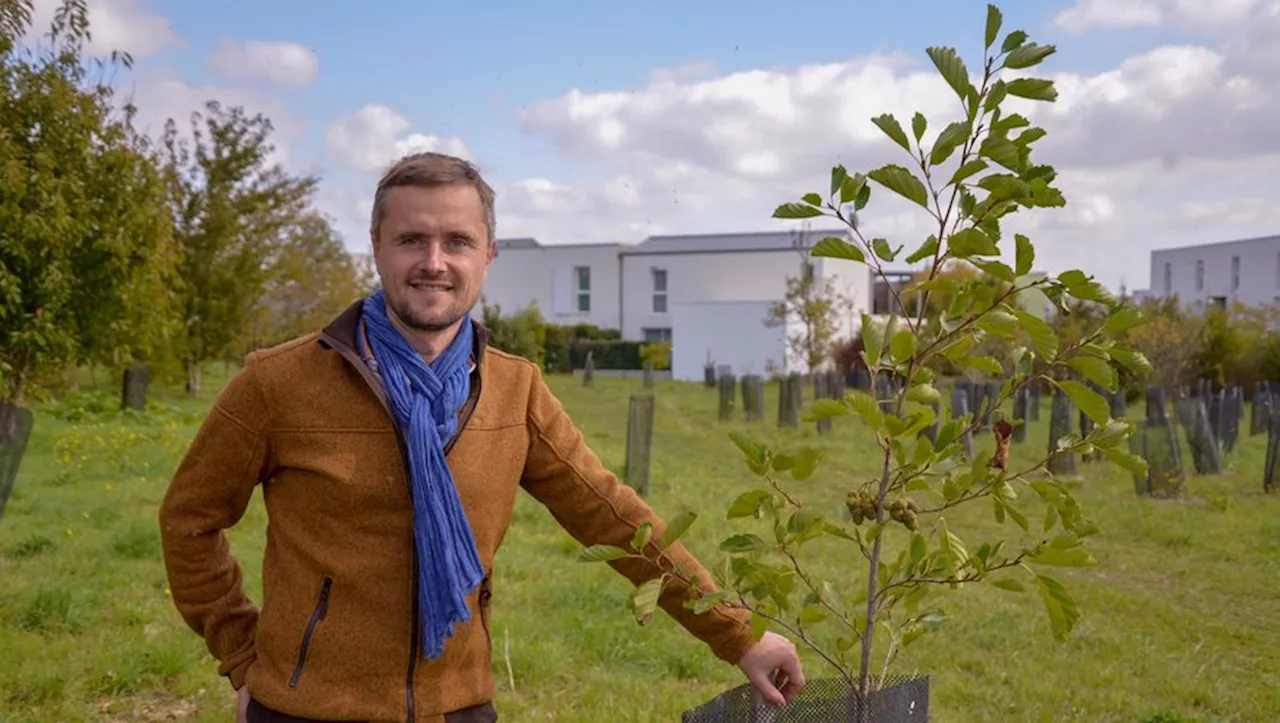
[410,282,453,293]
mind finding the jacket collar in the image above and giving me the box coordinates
[319,298,491,373]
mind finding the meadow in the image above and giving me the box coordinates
[1,366,1278,722]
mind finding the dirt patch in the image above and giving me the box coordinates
[99,691,212,721]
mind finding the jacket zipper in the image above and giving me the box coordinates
[289,576,333,689]
[319,328,484,723]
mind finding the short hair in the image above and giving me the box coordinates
[369,152,497,242]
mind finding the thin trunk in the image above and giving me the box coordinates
[185,359,202,397]
[12,364,29,406]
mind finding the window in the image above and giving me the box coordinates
[1209,296,1227,310]
[1164,262,1172,294]
[1231,256,1240,291]
[574,266,590,312]
[643,327,672,343]
[652,268,668,313]
[1195,260,1204,292]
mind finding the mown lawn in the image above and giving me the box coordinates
[1,366,1278,722]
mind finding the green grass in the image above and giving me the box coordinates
[1,368,1278,722]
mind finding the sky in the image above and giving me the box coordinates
[23,0,1280,293]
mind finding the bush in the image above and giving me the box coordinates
[480,300,546,365]
[640,341,671,371]
[568,340,644,370]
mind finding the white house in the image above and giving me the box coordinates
[1144,234,1280,309]
[473,229,880,382]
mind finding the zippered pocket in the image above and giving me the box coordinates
[289,575,332,689]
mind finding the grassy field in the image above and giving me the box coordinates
[1,366,1278,722]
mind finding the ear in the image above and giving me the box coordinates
[485,239,497,265]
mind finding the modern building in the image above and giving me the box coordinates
[474,229,880,381]
[1138,234,1280,309]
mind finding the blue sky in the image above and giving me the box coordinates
[55,0,1280,291]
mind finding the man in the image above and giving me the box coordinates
[158,151,805,723]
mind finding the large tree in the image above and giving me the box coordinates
[161,100,317,395]
[0,0,176,402]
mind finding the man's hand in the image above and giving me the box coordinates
[235,686,250,723]
[737,631,805,707]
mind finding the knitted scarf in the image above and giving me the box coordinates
[361,289,484,660]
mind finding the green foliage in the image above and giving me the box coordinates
[640,341,672,371]
[764,258,850,374]
[579,5,1148,694]
[0,0,177,402]
[568,340,646,371]
[481,299,548,365]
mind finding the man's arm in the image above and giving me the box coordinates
[158,358,273,689]
[519,366,756,665]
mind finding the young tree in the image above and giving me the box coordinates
[765,258,845,374]
[0,0,176,402]
[162,100,317,395]
[1127,298,1203,392]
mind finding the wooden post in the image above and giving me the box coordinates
[583,351,595,388]
[778,375,799,429]
[121,364,151,411]
[741,375,764,422]
[0,402,36,522]
[642,361,654,389]
[1048,387,1079,479]
[625,394,655,497]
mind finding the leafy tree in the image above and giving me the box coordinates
[765,258,845,374]
[246,211,374,350]
[1125,299,1202,393]
[0,0,175,402]
[161,100,317,395]
[480,299,547,365]
[579,5,1153,702]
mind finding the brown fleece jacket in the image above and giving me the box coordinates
[158,301,755,723]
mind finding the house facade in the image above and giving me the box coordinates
[1141,234,1280,309]
[472,229,876,381]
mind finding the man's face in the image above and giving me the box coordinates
[371,183,495,335]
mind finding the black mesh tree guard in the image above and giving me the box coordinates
[1250,382,1271,437]
[1012,386,1029,443]
[950,387,974,460]
[921,401,939,445]
[1048,388,1079,479]
[1029,381,1041,422]
[719,373,738,421]
[1131,392,1185,497]
[742,375,765,423]
[1176,396,1223,475]
[681,675,930,723]
[1220,386,1242,454]
[1265,411,1280,494]
[0,402,36,523]
[954,378,975,418]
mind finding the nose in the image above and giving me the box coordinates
[421,240,448,273]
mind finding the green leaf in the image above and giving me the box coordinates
[1103,305,1144,334]
[1031,546,1097,567]
[890,327,918,361]
[773,202,824,219]
[964,356,1005,376]
[1016,309,1058,360]
[1058,380,1111,426]
[1004,43,1057,70]
[984,80,1008,113]
[990,578,1025,593]
[632,522,653,552]
[906,383,941,405]
[872,113,912,152]
[1104,447,1149,477]
[980,136,1022,171]
[726,489,772,519]
[1035,573,1080,641]
[1001,30,1029,53]
[1092,420,1130,450]
[947,227,998,257]
[661,511,698,547]
[973,260,1016,283]
[950,159,988,185]
[926,46,972,102]
[809,398,849,421]
[750,611,770,640]
[979,309,1019,337]
[830,165,849,198]
[868,164,930,209]
[840,173,868,205]
[985,4,1003,48]
[720,534,768,553]
[579,544,629,562]
[929,121,971,166]
[1015,234,1034,275]
[1005,78,1058,102]
[847,390,886,431]
[910,533,927,563]
[861,314,885,368]
[905,236,940,264]
[1110,347,1153,376]
[811,236,866,264]
[632,578,664,623]
[1067,356,1117,392]
[802,193,823,206]
[791,447,823,481]
[912,112,927,141]
[872,238,900,262]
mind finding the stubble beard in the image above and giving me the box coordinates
[387,289,472,334]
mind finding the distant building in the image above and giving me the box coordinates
[1145,234,1280,310]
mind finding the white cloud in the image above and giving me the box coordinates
[324,104,470,174]
[490,3,1280,291]
[1054,0,1264,33]
[25,0,178,57]
[207,38,319,87]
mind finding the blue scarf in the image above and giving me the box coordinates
[361,289,484,660]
